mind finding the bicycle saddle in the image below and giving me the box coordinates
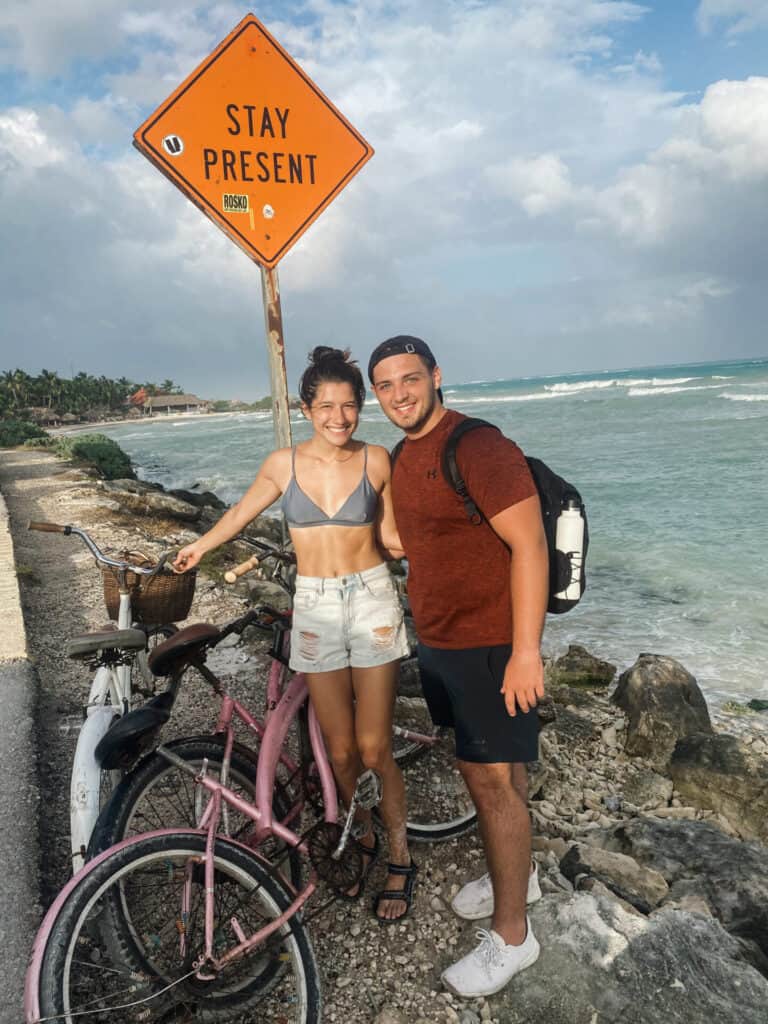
[66,628,148,660]
[147,622,222,677]
[95,690,176,770]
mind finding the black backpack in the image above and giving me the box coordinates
[392,417,588,614]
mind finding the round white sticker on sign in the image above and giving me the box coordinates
[162,135,184,157]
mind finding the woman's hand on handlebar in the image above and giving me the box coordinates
[174,542,205,573]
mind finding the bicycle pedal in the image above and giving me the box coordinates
[306,821,363,890]
[353,768,382,810]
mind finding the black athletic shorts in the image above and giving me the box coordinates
[417,642,539,764]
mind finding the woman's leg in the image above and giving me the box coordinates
[304,668,376,895]
[352,660,414,921]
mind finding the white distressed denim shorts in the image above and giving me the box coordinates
[289,563,410,673]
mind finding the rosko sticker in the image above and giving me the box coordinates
[223,194,249,213]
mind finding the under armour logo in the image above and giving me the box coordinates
[427,468,438,479]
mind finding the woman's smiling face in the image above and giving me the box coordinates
[303,380,361,447]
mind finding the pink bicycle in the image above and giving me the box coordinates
[25,542,475,1023]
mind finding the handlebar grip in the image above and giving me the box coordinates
[224,555,262,584]
[28,521,69,533]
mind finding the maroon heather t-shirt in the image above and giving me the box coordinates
[392,409,537,649]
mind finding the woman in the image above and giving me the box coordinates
[174,347,416,922]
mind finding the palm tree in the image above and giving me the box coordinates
[38,369,62,410]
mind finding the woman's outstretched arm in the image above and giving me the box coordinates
[174,449,287,571]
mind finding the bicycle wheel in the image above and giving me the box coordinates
[131,623,179,695]
[393,688,477,843]
[36,831,321,1024]
[90,736,303,890]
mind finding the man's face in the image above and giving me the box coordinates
[371,353,442,435]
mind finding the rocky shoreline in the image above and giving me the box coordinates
[2,445,767,1023]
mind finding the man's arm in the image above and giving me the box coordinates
[369,445,406,559]
[489,494,548,716]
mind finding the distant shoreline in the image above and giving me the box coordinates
[51,409,271,436]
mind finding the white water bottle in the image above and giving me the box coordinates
[554,498,584,601]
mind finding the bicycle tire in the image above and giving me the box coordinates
[392,682,478,842]
[89,736,303,891]
[36,831,322,1024]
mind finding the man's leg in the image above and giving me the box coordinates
[459,759,530,946]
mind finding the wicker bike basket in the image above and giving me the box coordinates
[101,552,196,624]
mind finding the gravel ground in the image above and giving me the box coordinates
[1,449,503,1023]
[4,447,763,1024]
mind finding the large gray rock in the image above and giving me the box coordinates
[549,644,617,688]
[670,732,768,843]
[560,843,669,913]
[101,477,163,494]
[490,892,768,1023]
[612,654,712,764]
[242,515,285,546]
[621,768,674,810]
[169,487,226,510]
[101,480,200,522]
[591,816,768,957]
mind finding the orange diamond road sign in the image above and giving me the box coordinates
[134,13,374,269]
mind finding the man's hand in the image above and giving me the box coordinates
[500,649,544,717]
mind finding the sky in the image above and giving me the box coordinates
[1,0,768,399]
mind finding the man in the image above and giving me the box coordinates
[369,335,548,998]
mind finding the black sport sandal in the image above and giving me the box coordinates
[373,859,418,924]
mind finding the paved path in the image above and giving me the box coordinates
[0,451,42,1024]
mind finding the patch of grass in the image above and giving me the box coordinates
[721,700,753,715]
[0,419,48,446]
[23,432,135,480]
[56,434,135,480]
[16,563,41,585]
[197,546,236,581]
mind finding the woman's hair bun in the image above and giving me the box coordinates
[299,346,365,410]
[308,345,350,365]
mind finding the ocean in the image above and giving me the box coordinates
[97,357,768,707]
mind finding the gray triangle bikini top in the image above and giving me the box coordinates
[281,445,378,528]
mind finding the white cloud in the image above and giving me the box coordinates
[0,108,67,169]
[697,0,768,36]
[612,49,662,75]
[485,154,578,216]
[485,76,768,249]
[1,1,766,391]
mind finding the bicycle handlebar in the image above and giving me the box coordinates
[27,521,168,576]
[28,520,69,534]
[224,534,296,586]
[224,556,260,584]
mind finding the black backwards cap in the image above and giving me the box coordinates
[367,335,437,382]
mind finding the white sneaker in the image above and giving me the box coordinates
[451,863,541,920]
[441,922,540,998]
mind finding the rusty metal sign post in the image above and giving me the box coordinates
[260,267,291,447]
[133,12,374,449]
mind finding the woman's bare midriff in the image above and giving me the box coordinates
[290,522,385,578]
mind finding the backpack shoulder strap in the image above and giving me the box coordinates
[441,418,499,524]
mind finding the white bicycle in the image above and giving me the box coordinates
[27,521,193,871]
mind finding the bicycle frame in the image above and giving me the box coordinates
[204,643,338,844]
[70,591,136,870]
[156,647,342,975]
